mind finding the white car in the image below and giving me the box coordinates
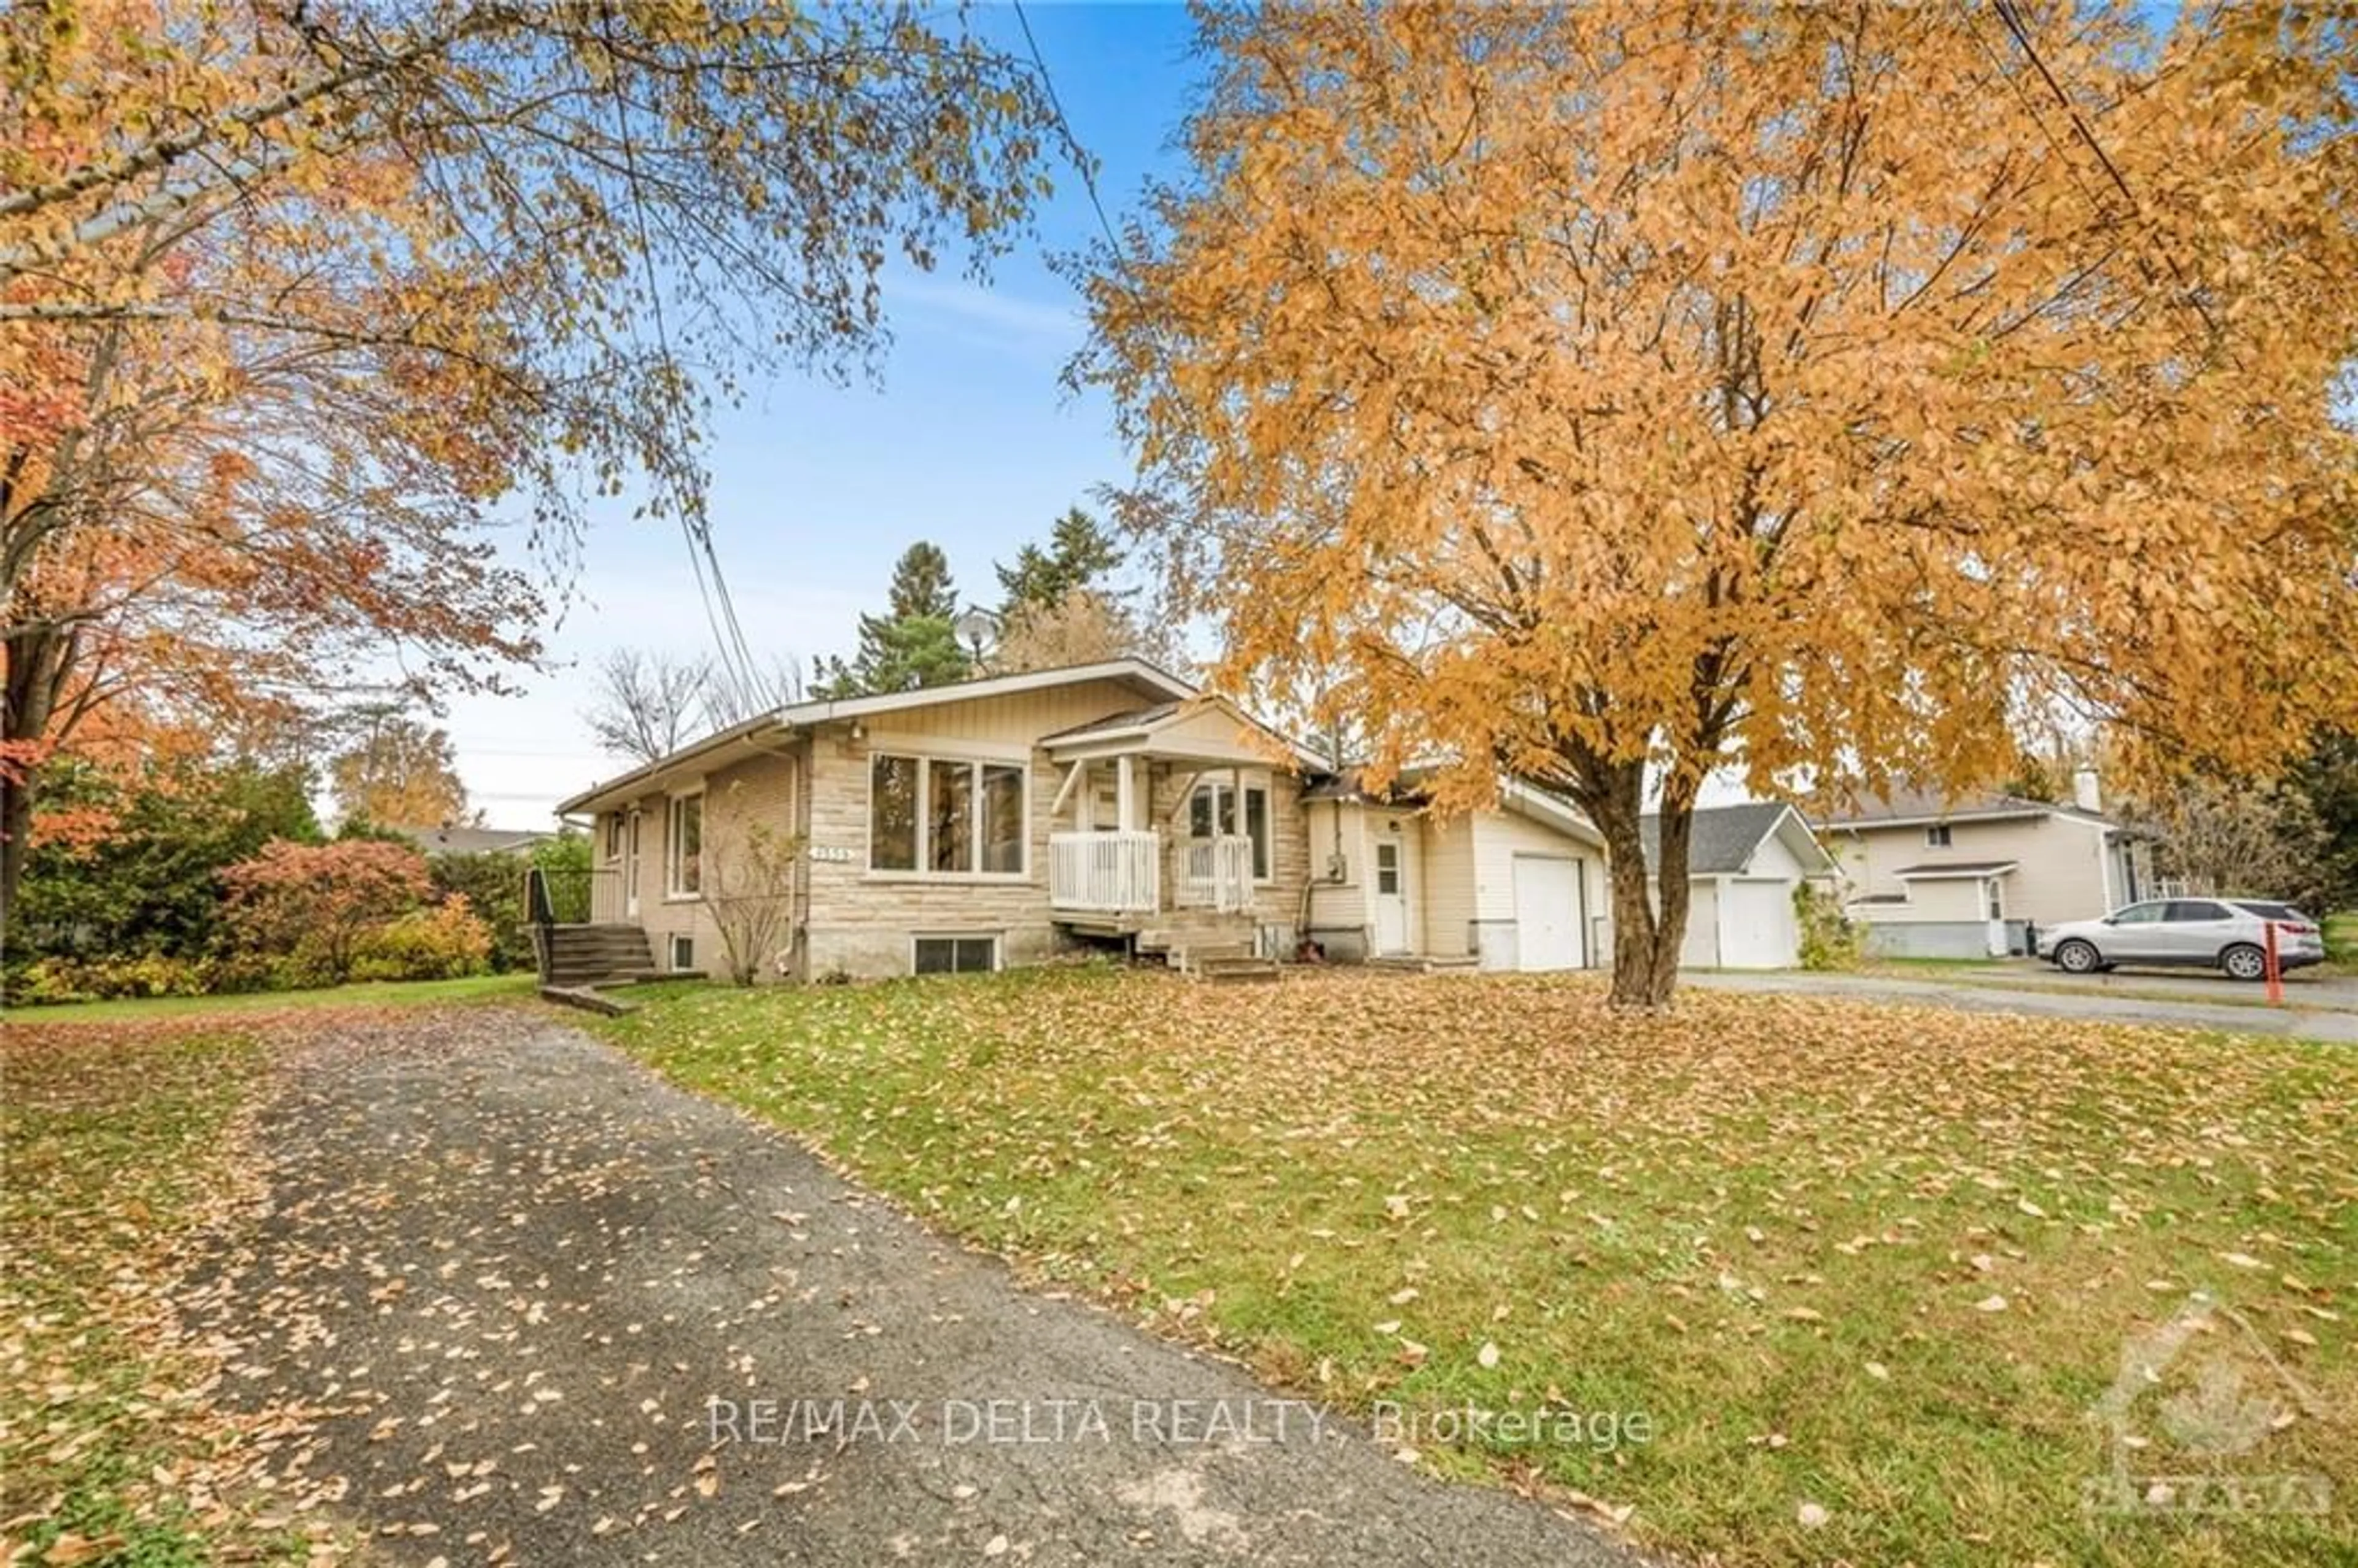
[2036,898,2327,981]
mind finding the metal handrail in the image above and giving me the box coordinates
[523,866,612,928]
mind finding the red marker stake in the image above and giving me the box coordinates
[2265,921,2284,1006]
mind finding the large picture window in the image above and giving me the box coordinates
[870,754,1026,876]
[666,792,702,897]
[1188,780,1272,880]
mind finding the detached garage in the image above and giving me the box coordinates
[1637,804,1834,970]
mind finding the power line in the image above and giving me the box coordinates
[1986,0,2228,348]
[1010,0,1126,260]
[595,2,766,717]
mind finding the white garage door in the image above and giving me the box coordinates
[1718,878,1799,969]
[1512,856,1582,971]
[1678,881,1719,968]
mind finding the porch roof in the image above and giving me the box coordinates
[1041,693,1314,768]
[1893,860,2020,879]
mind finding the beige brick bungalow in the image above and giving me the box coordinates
[548,659,1635,982]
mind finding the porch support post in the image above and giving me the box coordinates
[1049,759,1084,820]
[1230,764,1246,913]
[1116,754,1136,831]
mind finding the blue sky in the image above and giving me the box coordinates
[445,2,1203,825]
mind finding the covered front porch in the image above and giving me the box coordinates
[1039,699,1286,925]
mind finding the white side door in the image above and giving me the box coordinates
[1372,840,1409,954]
[1512,856,1581,971]
[623,810,642,918]
[2161,898,2237,965]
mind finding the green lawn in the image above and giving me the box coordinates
[2326,912,2357,970]
[6,969,536,1024]
[1,1023,314,1564]
[597,966,2355,1568]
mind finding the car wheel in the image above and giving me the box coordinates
[2220,944,2268,982]
[2054,939,2101,975]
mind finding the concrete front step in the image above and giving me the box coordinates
[1195,955,1281,984]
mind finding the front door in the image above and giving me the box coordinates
[1372,840,1409,954]
[623,810,642,918]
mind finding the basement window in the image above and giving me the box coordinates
[912,936,998,976]
[668,934,695,972]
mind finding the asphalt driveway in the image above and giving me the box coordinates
[1682,969,2358,1043]
[193,1011,1644,1566]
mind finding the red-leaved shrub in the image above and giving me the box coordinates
[220,838,432,984]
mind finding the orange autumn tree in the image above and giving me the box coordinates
[1084,2,2358,1006]
[1,0,1063,912]
[327,711,471,830]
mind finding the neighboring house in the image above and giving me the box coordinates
[1301,769,1611,969]
[553,658,1815,982]
[396,825,553,857]
[1814,776,2152,958]
[1638,803,1836,969]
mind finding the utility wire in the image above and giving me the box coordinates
[1010,0,1126,260]
[596,3,766,718]
[1986,0,2228,349]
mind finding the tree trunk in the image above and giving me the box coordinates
[1583,762,1695,1009]
[1,621,71,933]
[0,754,29,950]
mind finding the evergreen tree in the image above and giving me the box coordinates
[815,543,973,697]
[6,757,322,968]
[994,508,1124,623]
[2290,731,2358,912]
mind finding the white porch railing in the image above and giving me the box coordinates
[1177,835,1256,914]
[1049,831,1160,913]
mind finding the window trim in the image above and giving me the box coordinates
[911,933,1001,975]
[1926,824,1953,847]
[664,786,704,901]
[1186,776,1275,883]
[864,749,1029,882]
[667,933,696,972]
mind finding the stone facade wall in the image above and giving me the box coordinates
[798,721,1073,979]
[796,729,1315,979]
[593,743,804,977]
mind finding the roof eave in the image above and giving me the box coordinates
[555,713,789,816]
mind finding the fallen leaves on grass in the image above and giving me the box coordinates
[1,1020,298,1561]
[599,965,2357,1568]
